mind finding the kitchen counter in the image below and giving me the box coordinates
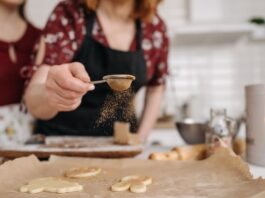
[140,128,265,179]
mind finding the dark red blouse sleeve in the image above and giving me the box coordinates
[39,0,85,66]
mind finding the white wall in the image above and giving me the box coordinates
[25,0,60,29]
[223,0,265,23]
[159,0,265,26]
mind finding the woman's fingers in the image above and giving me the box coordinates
[68,62,95,90]
[45,62,96,112]
[48,63,94,94]
[69,62,90,82]
[49,79,81,100]
[47,92,82,111]
[71,62,95,91]
[51,69,88,93]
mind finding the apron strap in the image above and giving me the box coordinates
[84,10,143,51]
[135,19,142,51]
[84,10,96,38]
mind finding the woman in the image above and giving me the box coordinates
[25,0,168,140]
[0,0,40,145]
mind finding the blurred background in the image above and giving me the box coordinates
[25,0,265,126]
[159,0,265,122]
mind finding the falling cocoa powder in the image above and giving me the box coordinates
[96,88,136,127]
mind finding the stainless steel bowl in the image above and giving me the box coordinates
[176,119,207,144]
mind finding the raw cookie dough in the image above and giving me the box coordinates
[114,122,141,145]
[111,175,152,193]
[130,183,147,193]
[64,167,101,178]
[121,175,153,186]
[19,177,83,194]
[111,181,131,192]
[120,175,140,182]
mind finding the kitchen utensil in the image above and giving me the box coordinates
[91,74,136,91]
[205,109,234,156]
[176,119,207,144]
[246,84,265,166]
[226,116,240,138]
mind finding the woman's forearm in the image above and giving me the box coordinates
[24,65,58,120]
[137,85,165,140]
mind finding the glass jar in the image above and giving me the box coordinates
[206,108,233,156]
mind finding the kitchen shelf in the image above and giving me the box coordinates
[250,26,265,42]
[171,23,255,45]
[251,36,265,42]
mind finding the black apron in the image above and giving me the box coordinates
[35,11,147,136]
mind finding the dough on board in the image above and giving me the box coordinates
[19,177,83,194]
[64,167,101,178]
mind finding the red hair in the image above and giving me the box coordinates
[85,0,163,22]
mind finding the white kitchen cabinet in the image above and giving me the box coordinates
[189,0,224,23]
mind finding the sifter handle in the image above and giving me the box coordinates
[90,79,107,85]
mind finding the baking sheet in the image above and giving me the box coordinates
[0,137,143,159]
[0,149,265,198]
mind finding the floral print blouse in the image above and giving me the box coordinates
[31,0,169,86]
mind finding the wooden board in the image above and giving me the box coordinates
[0,137,143,159]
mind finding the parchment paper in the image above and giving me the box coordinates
[0,149,265,198]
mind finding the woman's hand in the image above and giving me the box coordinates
[45,62,95,112]
[25,62,94,120]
